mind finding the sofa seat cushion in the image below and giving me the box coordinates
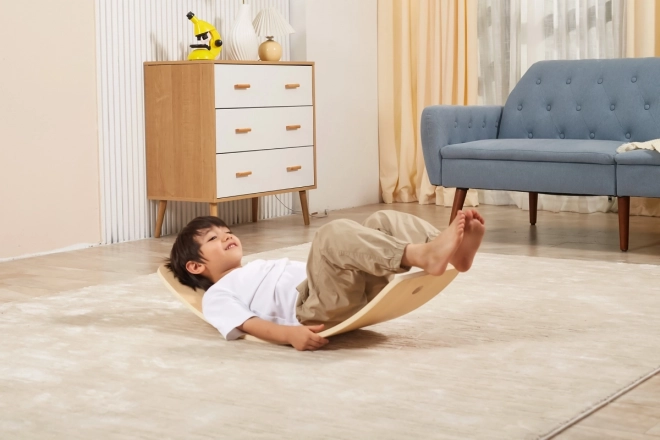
[614,150,660,165]
[441,139,624,165]
[442,160,616,196]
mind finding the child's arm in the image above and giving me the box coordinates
[238,318,329,351]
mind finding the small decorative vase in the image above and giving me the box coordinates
[258,37,282,61]
[226,4,259,61]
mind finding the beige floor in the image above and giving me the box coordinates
[2,202,660,439]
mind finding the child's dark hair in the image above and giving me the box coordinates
[166,216,230,291]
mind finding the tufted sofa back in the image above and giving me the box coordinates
[499,58,660,143]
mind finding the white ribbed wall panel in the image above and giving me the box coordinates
[96,0,293,244]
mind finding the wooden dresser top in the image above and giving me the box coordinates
[144,60,314,67]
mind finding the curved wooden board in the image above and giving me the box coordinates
[157,264,458,343]
[157,265,207,321]
[314,266,459,338]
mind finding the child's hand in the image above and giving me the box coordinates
[287,324,329,351]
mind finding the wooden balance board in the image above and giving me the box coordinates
[157,264,458,343]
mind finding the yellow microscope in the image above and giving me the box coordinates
[186,12,222,60]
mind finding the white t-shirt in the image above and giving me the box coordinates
[202,258,307,340]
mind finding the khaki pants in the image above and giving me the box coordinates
[295,210,440,328]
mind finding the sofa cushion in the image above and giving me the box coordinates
[614,150,660,166]
[442,159,616,196]
[441,139,623,165]
[617,165,660,197]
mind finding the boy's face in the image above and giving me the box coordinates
[185,225,243,283]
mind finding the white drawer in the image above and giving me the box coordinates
[216,147,315,198]
[215,106,314,154]
[214,64,313,108]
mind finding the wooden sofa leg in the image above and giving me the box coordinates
[529,192,538,226]
[618,196,630,252]
[450,188,468,224]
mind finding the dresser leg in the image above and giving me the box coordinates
[252,197,259,222]
[209,203,218,217]
[299,190,310,226]
[155,200,167,238]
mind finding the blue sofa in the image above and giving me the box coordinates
[421,58,660,251]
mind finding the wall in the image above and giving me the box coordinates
[0,2,100,260]
[0,0,379,260]
[289,0,380,214]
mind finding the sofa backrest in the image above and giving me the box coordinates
[499,58,660,143]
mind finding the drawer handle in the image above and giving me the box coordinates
[285,83,300,89]
[286,125,301,130]
[235,128,252,134]
[287,165,302,172]
[234,84,251,89]
[236,171,253,178]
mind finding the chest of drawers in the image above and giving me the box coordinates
[143,61,316,237]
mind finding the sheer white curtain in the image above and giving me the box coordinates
[477,0,626,214]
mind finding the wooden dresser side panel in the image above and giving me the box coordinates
[311,63,317,188]
[144,63,216,201]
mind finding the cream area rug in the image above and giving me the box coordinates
[2,245,660,440]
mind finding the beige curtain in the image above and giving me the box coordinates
[626,0,660,58]
[627,0,660,217]
[378,0,479,206]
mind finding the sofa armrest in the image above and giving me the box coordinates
[421,105,503,186]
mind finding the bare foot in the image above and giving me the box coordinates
[401,212,465,275]
[464,209,485,225]
[450,210,485,272]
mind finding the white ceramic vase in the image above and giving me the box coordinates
[226,4,259,61]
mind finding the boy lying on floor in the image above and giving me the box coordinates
[167,210,485,351]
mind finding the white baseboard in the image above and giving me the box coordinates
[0,242,100,263]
